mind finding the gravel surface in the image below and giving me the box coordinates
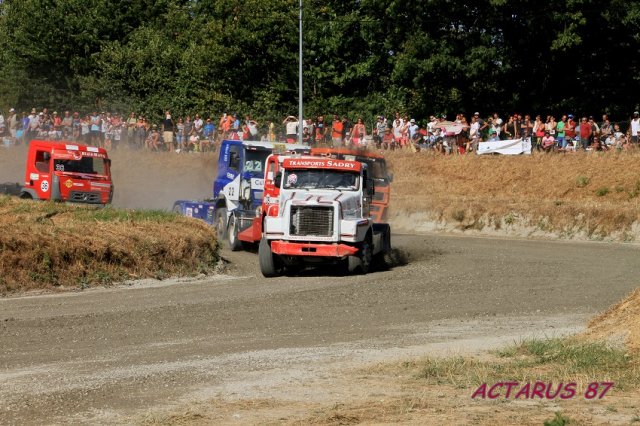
[1,233,639,424]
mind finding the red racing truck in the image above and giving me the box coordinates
[7,140,114,204]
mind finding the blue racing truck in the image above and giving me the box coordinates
[172,140,309,250]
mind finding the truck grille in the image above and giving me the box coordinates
[69,191,102,204]
[290,206,334,237]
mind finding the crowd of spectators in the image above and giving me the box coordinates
[1,107,639,155]
[362,111,640,154]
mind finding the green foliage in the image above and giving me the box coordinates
[576,175,590,187]
[0,0,639,120]
[595,187,610,196]
[544,412,573,426]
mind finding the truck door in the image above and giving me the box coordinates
[263,156,280,216]
[32,150,52,199]
[221,144,242,203]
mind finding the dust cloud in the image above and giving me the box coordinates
[0,146,218,210]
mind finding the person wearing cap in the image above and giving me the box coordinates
[408,118,419,140]
[27,109,40,141]
[50,111,61,139]
[202,117,215,150]
[147,124,160,151]
[630,111,640,144]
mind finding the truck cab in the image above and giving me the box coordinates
[259,155,391,277]
[21,140,113,204]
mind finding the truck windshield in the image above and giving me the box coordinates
[53,157,107,175]
[243,149,270,173]
[283,169,359,190]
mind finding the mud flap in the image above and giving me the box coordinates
[372,223,391,256]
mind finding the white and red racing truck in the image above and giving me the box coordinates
[258,156,391,277]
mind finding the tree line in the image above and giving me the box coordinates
[0,0,638,124]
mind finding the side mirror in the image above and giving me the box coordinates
[43,152,51,161]
[388,173,394,183]
[274,172,282,189]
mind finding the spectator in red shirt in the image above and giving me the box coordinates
[579,117,592,150]
[564,114,576,143]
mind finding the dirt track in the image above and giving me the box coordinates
[1,233,639,424]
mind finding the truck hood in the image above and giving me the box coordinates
[280,189,361,219]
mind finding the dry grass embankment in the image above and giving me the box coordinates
[585,287,640,354]
[0,196,219,294]
[386,150,640,241]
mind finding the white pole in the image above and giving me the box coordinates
[298,0,303,144]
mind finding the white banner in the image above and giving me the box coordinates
[477,138,532,155]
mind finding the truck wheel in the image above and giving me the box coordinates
[172,204,182,214]
[259,238,280,278]
[214,207,228,244]
[348,237,372,274]
[227,214,244,252]
[373,229,391,269]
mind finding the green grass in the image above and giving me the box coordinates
[575,175,590,188]
[544,412,573,426]
[595,187,610,197]
[75,207,178,223]
[4,198,179,223]
[629,180,640,199]
[399,338,640,391]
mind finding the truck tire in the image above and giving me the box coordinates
[373,229,391,269]
[348,237,372,274]
[227,213,244,252]
[172,204,182,214]
[259,237,280,278]
[214,207,228,245]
